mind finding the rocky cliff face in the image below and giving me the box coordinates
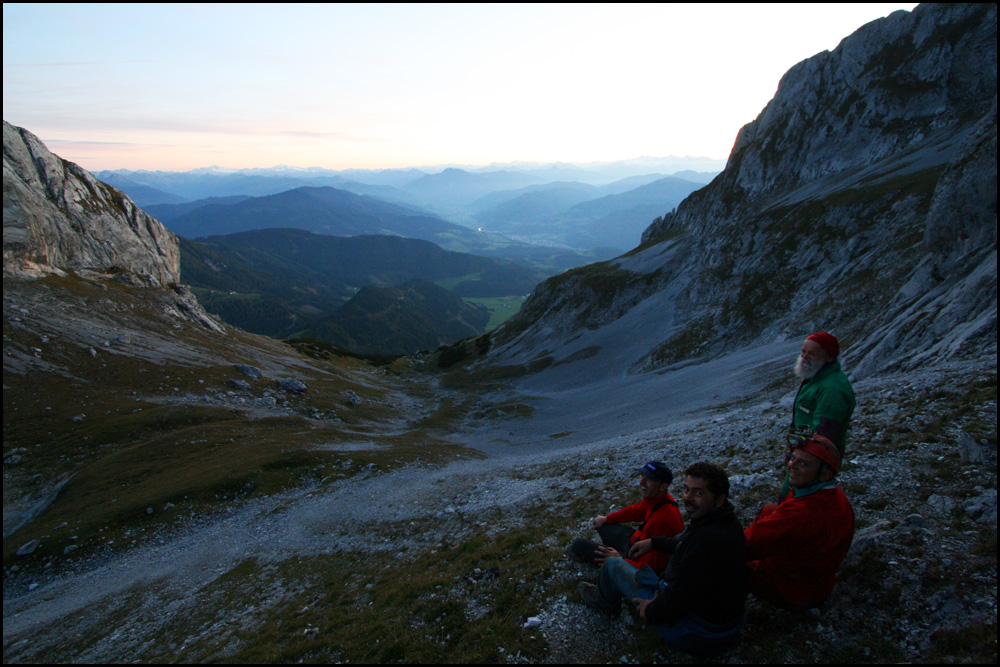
[3,121,180,284]
[492,2,996,380]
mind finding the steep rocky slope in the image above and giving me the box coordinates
[2,4,996,663]
[490,2,996,382]
[3,121,180,285]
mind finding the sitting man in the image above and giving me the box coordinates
[578,462,747,657]
[566,461,683,575]
[745,434,856,611]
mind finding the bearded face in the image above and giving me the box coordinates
[796,339,831,379]
[794,354,824,379]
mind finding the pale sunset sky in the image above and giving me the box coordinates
[3,3,917,172]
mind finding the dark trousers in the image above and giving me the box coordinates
[569,523,635,563]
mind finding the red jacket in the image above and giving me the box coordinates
[607,493,684,574]
[745,484,855,610]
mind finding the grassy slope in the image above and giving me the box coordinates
[3,276,995,663]
[1,276,480,568]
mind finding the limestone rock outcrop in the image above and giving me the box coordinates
[492,2,996,380]
[3,121,180,284]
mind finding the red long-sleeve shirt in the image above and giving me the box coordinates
[607,493,684,574]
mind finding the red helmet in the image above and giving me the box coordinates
[796,434,841,473]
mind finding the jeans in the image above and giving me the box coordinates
[597,557,743,656]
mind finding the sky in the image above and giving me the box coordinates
[3,3,918,173]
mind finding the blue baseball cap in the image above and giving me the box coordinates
[636,461,673,484]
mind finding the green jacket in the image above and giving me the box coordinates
[792,359,856,454]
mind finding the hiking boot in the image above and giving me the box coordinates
[565,541,586,563]
[578,582,620,617]
[565,538,598,564]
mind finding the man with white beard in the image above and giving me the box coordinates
[791,332,856,457]
[778,332,856,498]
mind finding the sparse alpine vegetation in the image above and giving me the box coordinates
[2,3,996,664]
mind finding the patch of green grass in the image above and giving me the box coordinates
[838,546,908,609]
[222,520,576,663]
[283,337,401,366]
[864,497,891,511]
[439,363,527,390]
[644,316,716,367]
[528,355,555,373]
[433,334,492,370]
[5,418,342,564]
[735,601,908,663]
[841,481,866,495]
[464,296,526,332]
[555,345,602,367]
[973,528,997,558]
[927,621,997,664]
[477,402,536,422]
[827,634,907,663]
[621,223,686,258]
[435,272,483,291]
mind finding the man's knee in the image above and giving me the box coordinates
[603,555,638,581]
[599,556,645,601]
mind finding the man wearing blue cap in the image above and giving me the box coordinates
[566,461,684,575]
[579,462,748,657]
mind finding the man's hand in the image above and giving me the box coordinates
[628,539,652,560]
[593,545,620,565]
[632,597,650,621]
[592,515,608,528]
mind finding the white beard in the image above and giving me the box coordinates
[794,356,824,380]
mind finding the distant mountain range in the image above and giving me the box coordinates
[147,185,618,269]
[160,185,465,242]
[99,159,723,255]
[94,156,724,349]
[144,195,251,221]
[472,175,707,250]
[96,156,723,205]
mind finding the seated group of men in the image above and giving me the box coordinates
[566,332,857,656]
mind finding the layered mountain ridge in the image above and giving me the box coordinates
[490,2,996,382]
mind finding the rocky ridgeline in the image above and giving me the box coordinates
[3,120,180,284]
[492,3,996,381]
[722,3,994,196]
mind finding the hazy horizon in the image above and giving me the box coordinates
[91,154,729,177]
[4,3,916,173]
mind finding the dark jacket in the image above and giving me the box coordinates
[645,502,747,626]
